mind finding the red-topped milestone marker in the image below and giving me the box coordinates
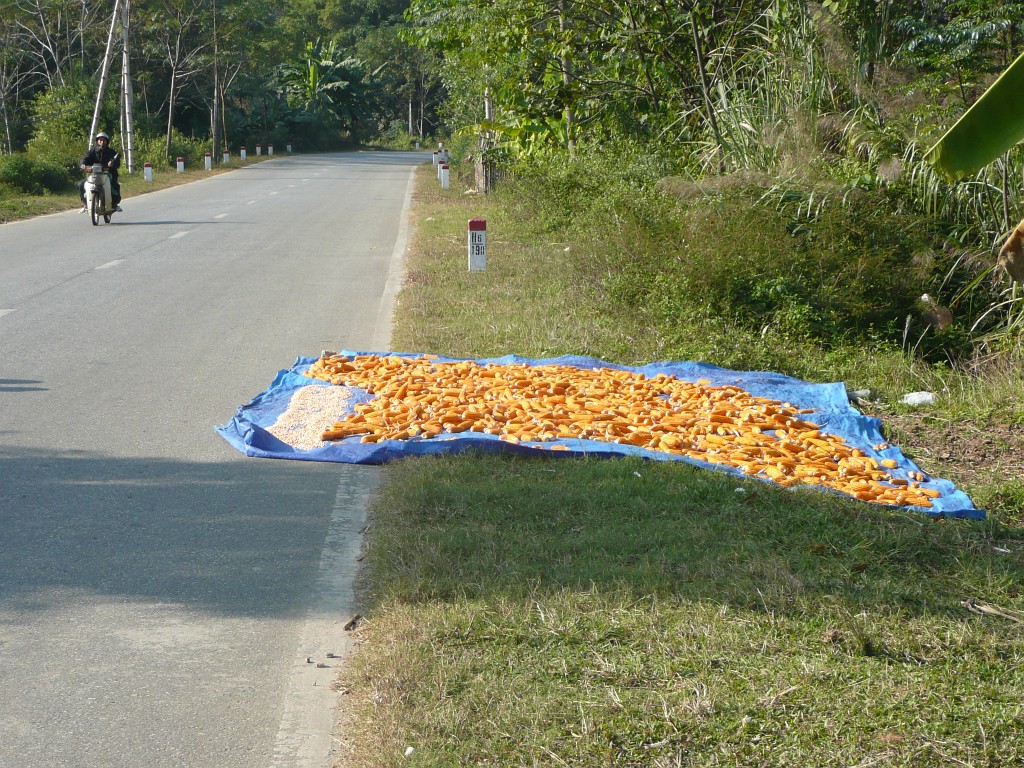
[468,218,486,271]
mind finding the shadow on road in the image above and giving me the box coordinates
[0,379,47,392]
[0,445,370,619]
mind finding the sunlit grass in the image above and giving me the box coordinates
[337,166,1024,768]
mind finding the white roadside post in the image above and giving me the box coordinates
[287,143,292,152]
[204,151,212,171]
[222,149,230,164]
[240,145,247,161]
[177,156,185,173]
[143,162,153,182]
[256,143,262,156]
[468,218,486,271]
[440,163,450,189]
[268,143,274,156]
[432,151,439,167]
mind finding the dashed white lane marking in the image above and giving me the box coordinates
[214,213,228,219]
[94,260,124,270]
[0,310,14,319]
[247,200,257,205]
[270,191,279,196]
[169,231,189,239]
[287,184,296,188]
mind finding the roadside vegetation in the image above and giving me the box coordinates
[336,153,1024,765]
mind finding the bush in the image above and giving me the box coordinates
[374,120,423,149]
[0,153,73,194]
[26,75,116,171]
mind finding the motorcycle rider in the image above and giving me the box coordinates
[79,131,122,212]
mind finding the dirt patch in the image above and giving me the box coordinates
[880,411,1023,502]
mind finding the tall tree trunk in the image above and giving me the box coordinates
[211,0,220,159]
[689,6,726,173]
[165,73,177,160]
[558,0,574,155]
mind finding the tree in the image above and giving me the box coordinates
[137,0,209,158]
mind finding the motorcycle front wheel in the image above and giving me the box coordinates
[89,192,100,226]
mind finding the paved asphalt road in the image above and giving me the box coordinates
[0,150,425,767]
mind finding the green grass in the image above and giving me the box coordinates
[337,165,1024,767]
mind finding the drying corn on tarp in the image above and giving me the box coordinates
[215,352,981,519]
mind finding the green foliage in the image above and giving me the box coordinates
[0,153,73,194]
[131,130,210,169]
[924,51,1024,180]
[26,76,117,169]
[275,38,380,141]
[374,119,423,148]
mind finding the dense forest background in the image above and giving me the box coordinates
[2,0,1023,363]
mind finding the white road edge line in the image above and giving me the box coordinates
[268,469,377,768]
[94,259,124,270]
[371,165,415,350]
[169,231,189,239]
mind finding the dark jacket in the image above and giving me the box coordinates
[80,145,121,182]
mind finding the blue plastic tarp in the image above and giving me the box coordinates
[215,352,982,520]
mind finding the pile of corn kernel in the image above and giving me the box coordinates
[304,354,940,508]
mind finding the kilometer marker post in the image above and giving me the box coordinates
[468,218,486,272]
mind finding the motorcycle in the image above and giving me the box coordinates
[83,163,116,225]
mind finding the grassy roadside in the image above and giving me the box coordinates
[0,155,272,224]
[335,165,1024,767]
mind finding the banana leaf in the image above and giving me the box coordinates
[925,51,1024,181]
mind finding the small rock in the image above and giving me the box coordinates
[901,391,936,406]
[405,747,415,757]
[849,389,872,401]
